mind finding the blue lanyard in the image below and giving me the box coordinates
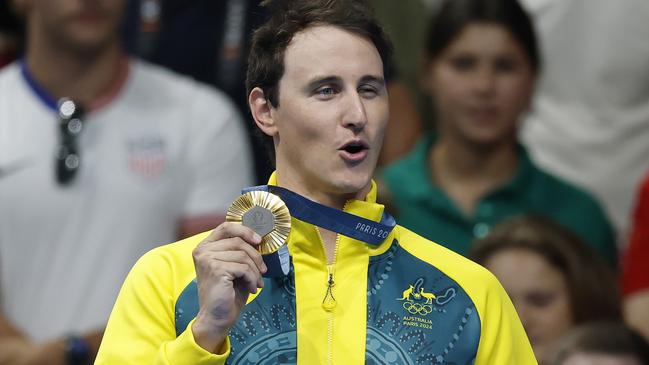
[243,185,396,246]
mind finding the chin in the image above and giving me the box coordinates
[463,125,515,144]
[462,134,510,149]
[331,171,373,196]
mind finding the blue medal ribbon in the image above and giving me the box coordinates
[263,245,290,278]
[243,185,396,246]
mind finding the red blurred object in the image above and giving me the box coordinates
[621,173,649,296]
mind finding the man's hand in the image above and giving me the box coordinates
[191,223,267,353]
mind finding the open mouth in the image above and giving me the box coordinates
[339,140,369,163]
[343,143,366,154]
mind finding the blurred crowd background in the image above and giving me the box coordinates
[0,0,648,364]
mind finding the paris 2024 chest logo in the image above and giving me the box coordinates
[396,278,457,330]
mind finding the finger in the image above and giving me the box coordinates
[197,237,267,274]
[197,249,264,291]
[212,250,262,283]
[220,261,263,294]
[206,222,262,246]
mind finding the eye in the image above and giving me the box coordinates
[314,85,340,99]
[494,57,517,73]
[358,85,379,98]
[526,292,557,308]
[450,55,476,72]
[319,87,335,95]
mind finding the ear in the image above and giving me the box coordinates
[248,87,278,137]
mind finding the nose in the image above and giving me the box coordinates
[342,92,368,132]
[473,67,496,96]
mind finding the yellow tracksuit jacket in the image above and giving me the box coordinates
[95,177,536,364]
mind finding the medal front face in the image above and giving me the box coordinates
[226,191,291,255]
[242,206,275,237]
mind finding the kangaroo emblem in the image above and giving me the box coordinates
[397,285,414,300]
[419,288,437,304]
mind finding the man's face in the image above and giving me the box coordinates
[270,25,389,200]
[22,0,124,54]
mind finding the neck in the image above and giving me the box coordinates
[275,170,370,211]
[429,135,518,216]
[274,167,371,264]
[431,135,518,183]
[25,29,123,106]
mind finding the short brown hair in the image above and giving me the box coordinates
[245,0,393,163]
[246,0,392,107]
[469,214,621,324]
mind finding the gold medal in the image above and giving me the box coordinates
[226,190,291,255]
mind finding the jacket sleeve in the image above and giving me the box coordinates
[474,271,538,365]
[94,248,231,365]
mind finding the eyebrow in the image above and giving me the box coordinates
[359,75,386,87]
[304,76,343,92]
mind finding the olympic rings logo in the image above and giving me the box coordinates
[403,301,433,315]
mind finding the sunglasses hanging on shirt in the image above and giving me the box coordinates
[55,98,84,185]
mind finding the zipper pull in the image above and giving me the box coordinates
[322,267,337,311]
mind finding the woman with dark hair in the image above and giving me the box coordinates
[469,214,622,364]
[380,0,617,265]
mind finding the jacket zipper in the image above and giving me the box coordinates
[315,209,344,365]
[322,264,337,311]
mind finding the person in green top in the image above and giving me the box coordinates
[380,0,617,265]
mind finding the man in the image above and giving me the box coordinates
[0,0,252,363]
[96,0,536,363]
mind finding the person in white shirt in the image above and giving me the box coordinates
[0,0,253,363]
[520,0,649,239]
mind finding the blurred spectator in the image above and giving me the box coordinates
[520,0,649,238]
[380,0,617,264]
[120,0,272,182]
[622,172,649,342]
[552,321,649,365]
[470,215,622,365]
[0,0,252,364]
